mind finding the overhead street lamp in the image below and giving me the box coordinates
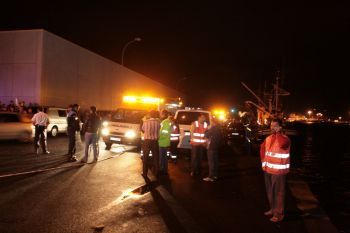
[121,37,142,66]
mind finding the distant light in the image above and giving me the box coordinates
[307,110,312,115]
[231,108,236,113]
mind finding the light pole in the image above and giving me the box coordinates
[121,37,142,66]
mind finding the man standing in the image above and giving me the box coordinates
[81,106,101,163]
[158,110,171,175]
[141,110,160,178]
[203,118,222,182]
[190,114,208,176]
[260,118,291,222]
[67,104,80,161]
[31,106,50,154]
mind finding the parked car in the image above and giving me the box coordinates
[0,112,34,141]
[44,107,68,137]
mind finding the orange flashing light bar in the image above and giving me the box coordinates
[123,96,164,104]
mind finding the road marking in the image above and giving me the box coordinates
[0,163,84,178]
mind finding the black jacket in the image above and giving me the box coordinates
[205,125,223,150]
[83,113,101,134]
[67,110,80,132]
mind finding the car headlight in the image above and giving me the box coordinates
[125,130,136,138]
[101,128,110,136]
[102,121,108,127]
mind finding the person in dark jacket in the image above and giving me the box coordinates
[81,106,101,163]
[203,118,222,182]
[67,104,81,161]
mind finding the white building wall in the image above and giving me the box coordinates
[41,30,180,109]
[0,30,42,105]
[0,29,181,109]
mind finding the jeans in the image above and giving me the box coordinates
[264,172,286,216]
[34,125,47,153]
[159,147,169,173]
[207,149,218,178]
[67,128,76,155]
[82,132,98,162]
[191,145,206,174]
[142,139,159,176]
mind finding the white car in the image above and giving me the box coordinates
[44,107,68,137]
[0,112,33,141]
[174,109,212,149]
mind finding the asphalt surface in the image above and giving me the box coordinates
[0,135,338,233]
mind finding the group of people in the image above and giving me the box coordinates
[31,104,102,163]
[30,103,290,222]
[141,110,223,182]
[0,100,37,116]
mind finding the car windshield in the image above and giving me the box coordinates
[111,109,147,124]
[176,112,210,125]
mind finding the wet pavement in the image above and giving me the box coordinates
[0,135,340,233]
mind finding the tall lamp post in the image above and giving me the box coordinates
[121,37,142,66]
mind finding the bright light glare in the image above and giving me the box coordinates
[102,121,108,127]
[125,130,136,138]
[123,95,163,104]
[101,128,110,136]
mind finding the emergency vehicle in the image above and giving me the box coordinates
[101,96,182,150]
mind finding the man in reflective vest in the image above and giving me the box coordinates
[158,110,171,175]
[260,118,291,222]
[190,113,208,176]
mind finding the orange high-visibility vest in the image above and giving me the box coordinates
[190,121,208,146]
[261,133,291,175]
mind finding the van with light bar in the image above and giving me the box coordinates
[101,108,147,149]
[174,109,212,150]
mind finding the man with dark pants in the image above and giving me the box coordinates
[81,106,101,163]
[190,114,208,176]
[141,110,160,178]
[158,110,171,175]
[31,106,50,154]
[67,104,80,161]
[260,118,291,222]
[203,118,222,182]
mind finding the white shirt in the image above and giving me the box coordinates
[31,112,49,126]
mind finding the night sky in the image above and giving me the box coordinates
[1,2,349,117]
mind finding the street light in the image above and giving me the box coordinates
[121,37,142,66]
[307,110,312,119]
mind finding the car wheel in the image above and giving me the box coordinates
[105,142,112,150]
[51,126,58,137]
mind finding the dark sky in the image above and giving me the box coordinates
[1,2,349,116]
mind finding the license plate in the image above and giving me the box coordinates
[111,137,121,142]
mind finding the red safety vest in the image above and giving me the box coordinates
[190,121,208,146]
[261,133,291,175]
[170,124,180,141]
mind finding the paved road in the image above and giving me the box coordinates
[0,136,338,233]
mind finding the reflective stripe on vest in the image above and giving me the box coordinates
[262,162,290,170]
[265,151,290,159]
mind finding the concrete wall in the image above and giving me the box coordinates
[41,30,181,109]
[0,30,42,105]
[0,29,181,109]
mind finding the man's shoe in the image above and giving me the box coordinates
[264,210,273,216]
[43,151,50,154]
[70,156,77,162]
[270,215,284,222]
[203,177,215,182]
